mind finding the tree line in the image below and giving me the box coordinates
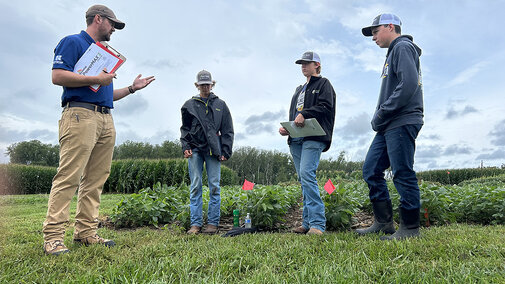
[5,140,363,184]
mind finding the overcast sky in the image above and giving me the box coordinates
[1,0,504,170]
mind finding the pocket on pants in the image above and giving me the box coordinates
[58,117,70,143]
[59,108,96,144]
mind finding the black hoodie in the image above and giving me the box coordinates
[180,93,234,159]
[371,35,424,133]
[288,76,336,152]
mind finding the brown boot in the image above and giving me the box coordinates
[43,240,69,256]
[74,234,115,247]
[202,224,219,234]
[187,226,201,235]
[292,226,308,234]
[307,228,323,235]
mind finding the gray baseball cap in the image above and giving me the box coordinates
[295,51,321,64]
[362,13,402,36]
[86,4,125,30]
[196,70,213,85]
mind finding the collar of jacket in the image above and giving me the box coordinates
[307,75,322,85]
[386,35,414,57]
[192,92,218,102]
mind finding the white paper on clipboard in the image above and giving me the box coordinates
[73,42,126,92]
[280,118,326,138]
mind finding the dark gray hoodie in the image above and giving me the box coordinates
[371,35,424,133]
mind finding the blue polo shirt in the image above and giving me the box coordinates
[52,31,114,108]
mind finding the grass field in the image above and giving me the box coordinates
[1,194,504,283]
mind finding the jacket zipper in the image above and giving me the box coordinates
[193,97,212,155]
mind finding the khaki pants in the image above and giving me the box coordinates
[43,107,115,242]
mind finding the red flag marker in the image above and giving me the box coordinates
[424,208,431,227]
[324,179,335,195]
[242,179,254,190]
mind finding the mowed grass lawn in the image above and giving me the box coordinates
[0,194,504,283]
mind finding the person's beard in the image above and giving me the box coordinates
[98,27,112,42]
[99,32,111,42]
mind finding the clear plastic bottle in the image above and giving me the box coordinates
[245,213,251,228]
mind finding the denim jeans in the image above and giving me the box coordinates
[363,124,422,210]
[188,150,221,227]
[289,140,326,232]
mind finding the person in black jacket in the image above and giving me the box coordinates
[357,14,424,240]
[279,51,336,235]
[180,70,234,235]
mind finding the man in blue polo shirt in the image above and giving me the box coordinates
[42,4,155,255]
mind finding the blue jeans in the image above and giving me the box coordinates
[188,151,221,227]
[290,140,326,232]
[363,124,422,210]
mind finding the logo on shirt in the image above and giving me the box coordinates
[53,55,63,65]
[296,90,305,111]
[381,63,389,79]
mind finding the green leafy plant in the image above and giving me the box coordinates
[323,181,362,230]
[110,182,190,228]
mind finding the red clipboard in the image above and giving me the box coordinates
[96,41,126,73]
[90,42,126,92]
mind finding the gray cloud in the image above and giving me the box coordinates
[423,134,441,140]
[113,94,149,116]
[476,149,505,160]
[415,158,441,170]
[0,89,56,123]
[445,105,478,119]
[0,4,55,59]
[335,112,371,140]
[488,119,505,146]
[115,129,177,146]
[417,143,473,159]
[244,110,285,135]
[416,145,443,159]
[222,46,251,58]
[140,59,179,69]
[235,133,246,141]
[443,144,472,156]
[0,126,56,145]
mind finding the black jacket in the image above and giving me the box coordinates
[288,76,336,152]
[180,93,234,159]
[372,35,424,132]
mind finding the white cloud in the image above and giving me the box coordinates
[353,46,385,73]
[445,61,489,88]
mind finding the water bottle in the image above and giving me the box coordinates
[233,209,240,228]
[245,213,251,228]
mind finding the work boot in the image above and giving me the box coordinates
[355,200,396,235]
[381,207,420,241]
[187,226,201,235]
[74,234,116,247]
[307,228,323,235]
[292,226,308,234]
[43,240,69,256]
[202,224,218,234]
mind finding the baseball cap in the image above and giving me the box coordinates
[362,13,402,36]
[295,51,321,64]
[86,4,125,30]
[196,70,213,85]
